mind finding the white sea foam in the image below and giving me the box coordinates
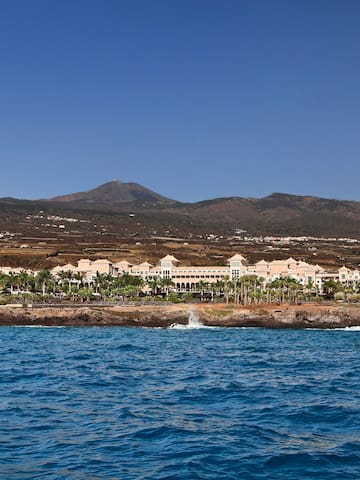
[333,326,360,331]
[12,325,67,328]
[169,310,212,329]
[309,326,360,331]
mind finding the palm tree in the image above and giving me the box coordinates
[305,279,314,301]
[232,278,239,304]
[121,284,142,299]
[101,273,114,290]
[0,272,8,293]
[223,276,232,304]
[240,275,257,305]
[17,271,30,292]
[323,279,340,299]
[147,276,161,296]
[197,280,208,302]
[58,270,74,294]
[252,286,265,304]
[269,278,285,304]
[160,278,175,297]
[7,273,18,295]
[268,279,282,305]
[213,280,224,302]
[36,270,54,296]
[286,278,302,304]
[73,272,85,288]
[16,270,35,303]
[78,287,93,302]
[93,272,102,295]
[66,284,79,301]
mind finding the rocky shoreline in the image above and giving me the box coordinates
[0,303,360,329]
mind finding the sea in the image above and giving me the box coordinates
[0,325,359,479]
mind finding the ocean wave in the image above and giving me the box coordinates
[0,326,359,479]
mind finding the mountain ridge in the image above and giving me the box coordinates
[1,180,360,238]
[36,180,360,207]
[47,179,176,205]
[1,180,357,206]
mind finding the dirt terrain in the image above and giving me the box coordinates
[1,181,360,271]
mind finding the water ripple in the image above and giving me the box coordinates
[0,327,359,479]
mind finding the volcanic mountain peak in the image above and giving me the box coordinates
[1,182,360,238]
[48,180,176,205]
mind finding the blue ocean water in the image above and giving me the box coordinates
[0,326,359,480]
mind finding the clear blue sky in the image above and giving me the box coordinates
[1,0,360,202]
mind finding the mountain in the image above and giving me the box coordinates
[183,193,360,236]
[48,180,176,205]
[1,182,360,238]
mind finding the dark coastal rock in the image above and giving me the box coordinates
[0,304,359,329]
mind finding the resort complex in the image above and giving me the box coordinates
[49,254,359,291]
[1,254,359,297]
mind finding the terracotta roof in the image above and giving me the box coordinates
[138,262,153,267]
[114,260,132,266]
[160,255,180,263]
[61,264,77,270]
[228,254,247,262]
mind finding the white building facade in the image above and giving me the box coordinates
[45,254,360,293]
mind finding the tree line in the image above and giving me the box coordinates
[0,270,359,304]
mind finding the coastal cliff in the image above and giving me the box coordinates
[0,304,359,328]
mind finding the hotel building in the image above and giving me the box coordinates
[47,254,359,293]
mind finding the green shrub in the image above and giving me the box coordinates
[0,295,10,305]
[167,293,181,303]
[334,292,345,301]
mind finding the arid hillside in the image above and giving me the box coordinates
[0,181,359,270]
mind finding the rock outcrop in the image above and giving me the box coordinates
[0,304,359,329]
